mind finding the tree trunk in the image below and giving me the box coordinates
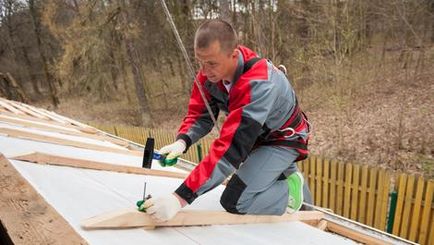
[0,72,28,102]
[4,0,25,86]
[120,0,152,126]
[22,46,42,97]
[220,0,231,23]
[28,0,59,107]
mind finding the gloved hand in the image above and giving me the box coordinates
[158,140,186,166]
[142,194,184,222]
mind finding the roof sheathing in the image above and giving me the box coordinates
[0,98,370,244]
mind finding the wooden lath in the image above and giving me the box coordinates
[0,99,25,115]
[325,219,392,245]
[0,98,98,134]
[0,154,87,244]
[81,208,324,229]
[11,152,187,179]
[0,114,129,147]
[0,127,142,156]
[3,100,50,120]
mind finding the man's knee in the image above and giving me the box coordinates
[220,174,247,214]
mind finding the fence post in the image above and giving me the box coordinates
[387,191,398,233]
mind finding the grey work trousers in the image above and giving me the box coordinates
[220,146,313,215]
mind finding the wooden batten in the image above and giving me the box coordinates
[81,208,324,230]
[5,101,49,120]
[325,220,392,245]
[0,114,130,147]
[0,100,25,115]
[0,127,142,156]
[0,154,87,244]
[11,152,188,179]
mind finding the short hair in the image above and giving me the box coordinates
[194,19,238,53]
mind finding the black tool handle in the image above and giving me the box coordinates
[142,138,154,169]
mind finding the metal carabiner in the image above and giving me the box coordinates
[278,127,296,138]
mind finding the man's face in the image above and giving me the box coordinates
[195,41,238,83]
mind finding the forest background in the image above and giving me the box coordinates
[0,0,433,177]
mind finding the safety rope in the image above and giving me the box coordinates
[159,0,220,132]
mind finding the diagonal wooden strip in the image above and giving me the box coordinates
[0,127,142,156]
[326,220,392,245]
[11,152,187,179]
[0,114,129,147]
[19,102,68,124]
[81,208,324,229]
[43,109,97,132]
[0,99,25,115]
[0,114,86,134]
[0,154,87,244]
[5,101,49,120]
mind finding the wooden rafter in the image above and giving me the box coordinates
[0,154,87,244]
[81,208,324,229]
[11,152,187,179]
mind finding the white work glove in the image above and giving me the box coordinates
[158,140,186,166]
[143,194,182,222]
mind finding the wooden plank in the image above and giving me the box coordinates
[326,220,392,245]
[418,180,434,245]
[315,157,322,206]
[0,114,128,147]
[310,156,316,205]
[316,219,328,230]
[322,159,330,209]
[11,152,188,179]
[409,176,425,241]
[1,110,53,124]
[366,167,377,227]
[0,127,142,156]
[392,173,408,235]
[350,163,360,221]
[302,158,309,188]
[336,162,344,216]
[5,101,49,120]
[400,174,415,239]
[428,212,434,245]
[343,163,352,218]
[0,99,25,115]
[0,114,77,133]
[20,103,68,124]
[329,160,337,211]
[81,209,324,229]
[378,170,391,231]
[0,154,87,244]
[358,164,369,224]
[374,168,385,229]
[43,109,97,132]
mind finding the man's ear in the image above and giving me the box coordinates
[231,49,239,59]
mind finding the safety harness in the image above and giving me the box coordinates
[244,57,310,161]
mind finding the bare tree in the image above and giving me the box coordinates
[28,0,59,107]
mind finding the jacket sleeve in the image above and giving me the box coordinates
[176,73,219,151]
[175,78,279,204]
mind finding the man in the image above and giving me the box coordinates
[143,19,312,222]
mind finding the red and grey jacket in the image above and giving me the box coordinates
[175,45,310,204]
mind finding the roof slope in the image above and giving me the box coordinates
[0,97,357,244]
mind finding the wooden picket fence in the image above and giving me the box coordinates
[92,124,434,245]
